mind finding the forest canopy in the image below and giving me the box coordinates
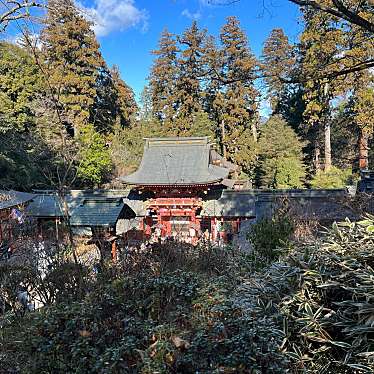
[0,0,373,190]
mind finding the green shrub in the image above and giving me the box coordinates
[6,219,374,373]
[280,216,374,372]
[247,214,294,264]
[77,124,112,187]
[0,243,288,373]
[310,166,353,188]
[258,115,306,188]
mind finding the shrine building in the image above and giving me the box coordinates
[119,137,253,243]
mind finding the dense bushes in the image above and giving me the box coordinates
[247,214,294,264]
[280,217,374,372]
[2,219,374,372]
[1,243,287,373]
[310,166,353,188]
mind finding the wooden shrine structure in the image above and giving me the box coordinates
[120,137,242,243]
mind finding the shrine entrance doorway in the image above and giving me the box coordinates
[147,197,202,244]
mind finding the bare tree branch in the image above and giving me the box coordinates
[213,0,374,33]
[0,0,44,32]
[288,0,373,33]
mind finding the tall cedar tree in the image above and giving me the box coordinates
[261,28,307,167]
[41,0,105,136]
[90,65,118,134]
[261,28,306,137]
[300,9,344,171]
[352,71,374,169]
[258,115,306,188]
[111,65,138,128]
[139,85,153,121]
[214,16,258,176]
[344,20,374,169]
[174,21,207,135]
[261,28,296,111]
[149,28,178,130]
[91,65,137,133]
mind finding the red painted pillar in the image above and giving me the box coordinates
[111,241,117,262]
[145,217,152,237]
[211,218,216,241]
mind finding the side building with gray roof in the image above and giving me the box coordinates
[27,190,146,239]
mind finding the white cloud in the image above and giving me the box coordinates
[79,0,148,37]
[181,8,201,20]
[7,32,41,49]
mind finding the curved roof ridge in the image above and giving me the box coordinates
[120,137,230,186]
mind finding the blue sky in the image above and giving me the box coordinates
[79,0,302,101]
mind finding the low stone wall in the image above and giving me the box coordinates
[252,189,356,223]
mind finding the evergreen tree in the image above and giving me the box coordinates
[0,42,48,190]
[261,28,296,110]
[214,16,259,176]
[173,21,208,135]
[40,0,105,136]
[261,28,306,146]
[186,110,215,138]
[330,101,358,170]
[91,65,138,133]
[274,88,306,135]
[77,124,112,187]
[139,85,153,121]
[310,166,353,189]
[110,118,165,177]
[111,65,138,128]
[149,28,178,128]
[0,42,42,133]
[299,9,344,171]
[90,65,118,134]
[258,115,306,188]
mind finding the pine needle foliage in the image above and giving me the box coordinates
[41,0,105,135]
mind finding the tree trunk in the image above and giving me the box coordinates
[314,146,321,171]
[59,191,79,265]
[324,122,332,171]
[323,82,332,171]
[221,119,227,159]
[251,121,258,143]
[358,130,369,170]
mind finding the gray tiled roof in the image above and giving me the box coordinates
[69,198,125,227]
[27,190,145,223]
[358,170,374,193]
[27,194,64,217]
[0,190,35,210]
[120,137,230,186]
[202,190,256,217]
